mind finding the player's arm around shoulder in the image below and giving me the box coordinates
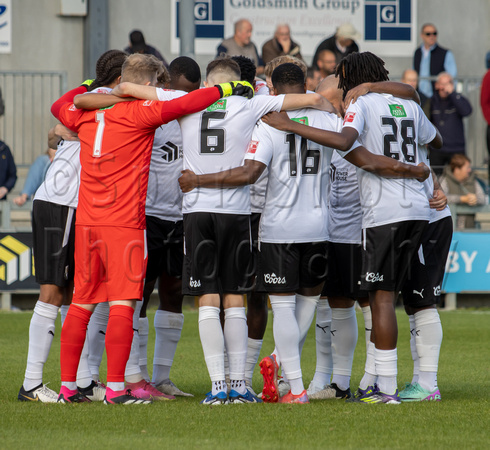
[344,145,430,181]
[344,82,420,109]
[262,110,357,151]
[281,92,335,113]
[179,159,266,193]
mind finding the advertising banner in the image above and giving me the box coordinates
[171,0,417,58]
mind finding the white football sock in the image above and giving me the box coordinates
[270,295,304,395]
[224,307,247,394]
[361,305,372,349]
[87,302,109,380]
[60,305,69,326]
[138,317,150,381]
[331,306,358,390]
[375,347,398,395]
[198,306,225,391]
[408,314,420,385]
[23,301,59,391]
[312,298,332,388]
[107,382,125,392]
[359,341,377,390]
[244,338,263,385]
[76,338,93,389]
[152,310,184,385]
[414,308,442,392]
[125,301,143,383]
[296,294,320,354]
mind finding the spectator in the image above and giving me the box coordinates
[0,140,16,201]
[440,154,486,229]
[312,23,360,69]
[413,23,457,99]
[480,51,490,180]
[124,30,168,67]
[217,19,264,75]
[306,66,322,92]
[316,49,337,79]
[429,72,472,173]
[261,24,303,65]
[13,147,56,206]
[401,69,430,116]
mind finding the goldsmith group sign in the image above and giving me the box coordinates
[171,0,417,59]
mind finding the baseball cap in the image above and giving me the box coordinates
[336,23,361,41]
[129,30,147,53]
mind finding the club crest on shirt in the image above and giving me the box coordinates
[207,99,227,112]
[343,112,356,124]
[69,104,77,111]
[291,116,309,126]
[247,140,259,154]
[389,104,407,117]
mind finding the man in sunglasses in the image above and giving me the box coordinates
[413,23,457,99]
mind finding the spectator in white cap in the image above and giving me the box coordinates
[312,23,360,69]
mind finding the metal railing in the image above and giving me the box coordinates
[0,71,67,167]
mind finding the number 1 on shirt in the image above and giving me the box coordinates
[93,111,105,157]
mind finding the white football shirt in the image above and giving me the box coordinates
[327,151,362,244]
[179,94,284,215]
[343,93,436,228]
[145,89,187,221]
[418,144,452,224]
[34,87,112,208]
[245,109,351,243]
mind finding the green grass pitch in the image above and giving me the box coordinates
[0,308,489,449]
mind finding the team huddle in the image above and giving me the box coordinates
[18,49,451,405]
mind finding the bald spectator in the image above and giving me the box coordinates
[317,49,337,79]
[124,30,168,67]
[306,67,322,92]
[430,72,472,173]
[401,68,430,115]
[261,24,303,64]
[217,19,264,75]
[312,23,360,69]
[413,23,457,98]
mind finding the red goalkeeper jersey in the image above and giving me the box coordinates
[53,87,220,229]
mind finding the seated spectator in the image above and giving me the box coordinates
[312,23,360,69]
[316,49,337,79]
[124,30,168,67]
[217,19,264,75]
[13,147,56,206]
[430,72,472,174]
[0,140,16,201]
[401,68,430,116]
[261,24,303,64]
[306,66,322,92]
[440,154,486,229]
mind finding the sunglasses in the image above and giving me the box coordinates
[424,32,437,36]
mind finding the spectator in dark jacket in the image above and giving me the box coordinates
[124,30,168,68]
[312,23,360,70]
[261,24,303,64]
[0,140,17,200]
[430,72,472,173]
